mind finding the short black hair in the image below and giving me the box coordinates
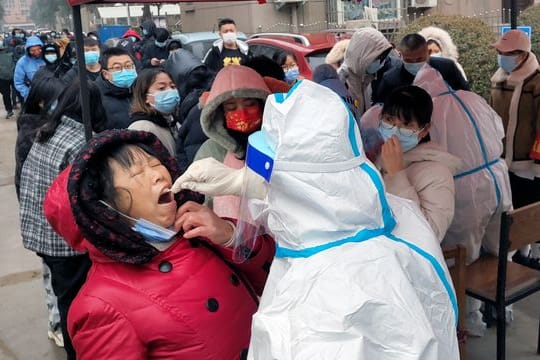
[273,51,297,67]
[244,55,285,81]
[382,85,433,128]
[100,47,133,69]
[155,28,170,42]
[399,34,427,52]
[218,18,236,30]
[84,37,99,48]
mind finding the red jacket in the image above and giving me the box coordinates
[44,168,275,359]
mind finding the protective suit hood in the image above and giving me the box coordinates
[257,81,388,252]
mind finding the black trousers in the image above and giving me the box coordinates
[40,254,91,360]
[11,82,22,106]
[0,79,13,113]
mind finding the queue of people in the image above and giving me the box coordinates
[8,16,540,359]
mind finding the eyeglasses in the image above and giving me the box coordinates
[379,117,426,137]
[107,62,135,72]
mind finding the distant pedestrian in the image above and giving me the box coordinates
[0,38,15,118]
[13,36,45,100]
[203,18,251,73]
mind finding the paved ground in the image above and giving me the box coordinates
[0,103,537,359]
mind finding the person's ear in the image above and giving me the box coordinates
[102,69,111,81]
[419,123,431,140]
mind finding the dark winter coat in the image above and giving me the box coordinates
[14,113,48,199]
[61,65,101,85]
[376,57,469,104]
[203,39,251,73]
[141,42,169,69]
[165,49,211,171]
[95,75,133,129]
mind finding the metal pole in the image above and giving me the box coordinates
[127,3,131,26]
[72,5,93,141]
[511,0,517,29]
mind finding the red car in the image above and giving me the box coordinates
[246,32,340,79]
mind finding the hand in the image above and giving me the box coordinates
[151,58,160,66]
[174,201,234,246]
[380,135,404,176]
[172,158,267,199]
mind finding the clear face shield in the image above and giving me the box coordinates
[232,131,275,263]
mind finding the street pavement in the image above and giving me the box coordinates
[0,103,538,359]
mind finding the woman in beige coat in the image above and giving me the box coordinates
[376,85,461,242]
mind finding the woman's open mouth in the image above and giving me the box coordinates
[158,189,174,204]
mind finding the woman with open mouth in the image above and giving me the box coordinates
[43,129,275,359]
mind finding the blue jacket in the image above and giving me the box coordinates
[14,36,45,99]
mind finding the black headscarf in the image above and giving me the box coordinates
[68,129,203,264]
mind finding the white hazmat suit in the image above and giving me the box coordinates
[242,80,459,359]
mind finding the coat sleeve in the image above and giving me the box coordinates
[14,58,29,99]
[216,234,275,296]
[69,296,146,360]
[390,163,455,242]
[203,47,220,73]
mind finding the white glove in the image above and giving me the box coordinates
[172,157,267,199]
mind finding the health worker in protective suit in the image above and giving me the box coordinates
[173,80,459,359]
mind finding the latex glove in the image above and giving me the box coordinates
[172,158,267,199]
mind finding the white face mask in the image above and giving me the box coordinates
[222,32,237,45]
[430,52,443,58]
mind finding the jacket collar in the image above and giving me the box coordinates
[212,39,249,55]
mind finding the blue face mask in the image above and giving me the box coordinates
[403,61,425,76]
[366,59,384,74]
[378,124,420,153]
[0,41,4,47]
[45,54,57,63]
[142,29,148,36]
[111,69,137,88]
[155,40,167,48]
[99,200,177,244]
[70,57,77,65]
[284,67,300,83]
[149,89,180,114]
[498,54,519,73]
[84,51,100,65]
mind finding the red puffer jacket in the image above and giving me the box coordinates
[44,168,275,360]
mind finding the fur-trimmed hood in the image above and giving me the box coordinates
[418,26,459,61]
[200,65,270,157]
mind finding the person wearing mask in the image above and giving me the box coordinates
[62,37,102,84]
[0,37,15,118]
[138,20,157,55]
[194,65,270,217]
[172,80,459,359]
[128,68,179,155]
[19,80,107,359]
[142,28,170,69]
[166,49,213,171]
[203,18,250,73]
[376,34,469,104]
[273,51,303,85]
[14,35,45,100]
[117,28,143,63]
[33,43,62,81]
[339,27,394,116]
[418,26,467,80]
[95,47,137,129]
[42,129,274,359]
[491,29,540,269]
[377,85,461,242]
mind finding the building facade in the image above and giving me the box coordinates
[3,0,34,31]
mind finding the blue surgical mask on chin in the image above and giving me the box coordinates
[149,89,180,114]
[111,69,137,88]
[378,125,420,153]
[99,200,177,244]
[284,67,300,83]
[403,61,425,76]
[498,54,519,73]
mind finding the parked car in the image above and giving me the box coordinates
[171,31,247,60]
[246,33,338,79]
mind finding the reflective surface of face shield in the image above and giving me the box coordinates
[232,131,273,263]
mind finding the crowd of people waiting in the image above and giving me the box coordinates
[3,14,540,359]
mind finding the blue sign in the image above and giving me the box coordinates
[501,25,532,38]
